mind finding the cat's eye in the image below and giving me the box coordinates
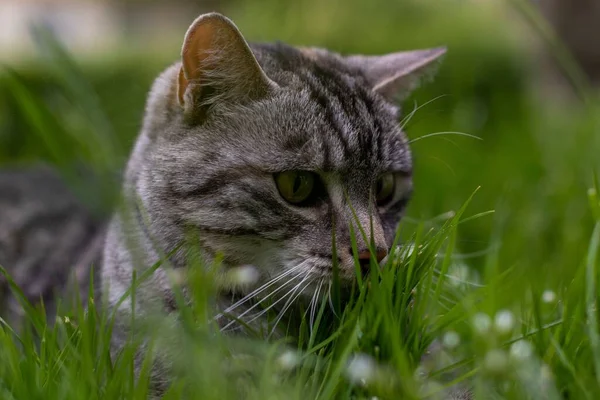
[275,171,317,205]
[374,173,395,206]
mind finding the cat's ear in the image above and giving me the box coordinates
[345,47,447,102]
[177,13,277,113]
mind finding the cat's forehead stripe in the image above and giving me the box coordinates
[291,59,393,172]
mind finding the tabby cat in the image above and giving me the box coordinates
[0,12,471,399]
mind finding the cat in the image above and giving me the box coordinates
[0,11,471,399]
[102,11,444,334]
[0,166,104,328]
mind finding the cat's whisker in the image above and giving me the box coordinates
[309,279,324,335]
[399,94,447,131]
[215,260,309,319]
[219,273,304,331]
[268,273,314,338]
[407,131,482,145]
[301,270,321,318]
[302,284,316,319]
[239,271,312,331]
[327,280,339,318]
[219,263,311,331]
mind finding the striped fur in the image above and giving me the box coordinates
[102,12,445,359]
[0,166,104,327]
[103,42,419,319]
[0,12,454,397]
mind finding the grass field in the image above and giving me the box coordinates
[1,0,600,398]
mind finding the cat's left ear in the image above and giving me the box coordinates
[345,47,447,102]
[177,13,277,114]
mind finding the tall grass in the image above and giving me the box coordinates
[1,0,600,398]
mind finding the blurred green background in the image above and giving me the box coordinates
[1,0,598,300]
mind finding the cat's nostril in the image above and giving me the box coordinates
[357,249,388,263]
[359,257,371,276]
[355,249,388,275]
[375,249,388,263]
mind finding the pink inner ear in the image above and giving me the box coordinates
[177,67,187,106]
[176,13,277,109]
[178,16,229,107]
[182,20,219,81]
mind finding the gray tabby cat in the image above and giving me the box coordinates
[103,11,443,330]
[0,11,471,399]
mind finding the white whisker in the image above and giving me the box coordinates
[219,274,302,332]
[399,94,447,131]
[327,280,339,318]
[268,274,313,337]
[214,260,309,319]
[310,279,324,334]
[240,272,311,331]
[220,266,311,332]
[408,131,482,145]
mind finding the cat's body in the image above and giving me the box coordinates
[0,12,471,399]
[0,166,104,326]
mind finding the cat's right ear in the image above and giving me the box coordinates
[177,13,277,116]
[345,48,447,102]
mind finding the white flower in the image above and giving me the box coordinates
[494,310,515,335]
[442,331,461,350]
[413,365,428,381]
[447,263,470,287]
[542,290,557,304]
[277,350,300,370]
[484,349,508,374]
[509,340,533,362]
[230,265,260,286]
[472,312,492,335]
[540,363,553,382]
[346,353,377,385]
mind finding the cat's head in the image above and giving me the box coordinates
[133,13,445,295]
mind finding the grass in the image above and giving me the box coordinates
[1,0,600,398]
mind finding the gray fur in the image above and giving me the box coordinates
[100,12,446,393]
[0,11,463,398]
[102,15,423,328]
[0,166,104,327]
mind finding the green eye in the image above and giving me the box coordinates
[275,171,316,204]
[374,173,395,206]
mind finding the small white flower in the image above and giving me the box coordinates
[442,331,461,350]
[509,340,533,362]
[540,363,553,382]
[472,312,492,335]
[494,310,515,335]
[277,350,300,370]
[346,353,377,385]
[542,290,557,305]
[447,263,470,287]
[413,365,428,381]
[231,265,260,286]
[483,349,508,374]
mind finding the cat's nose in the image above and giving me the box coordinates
[356,248,388,275]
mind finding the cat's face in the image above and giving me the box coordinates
[135,14,445,298]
